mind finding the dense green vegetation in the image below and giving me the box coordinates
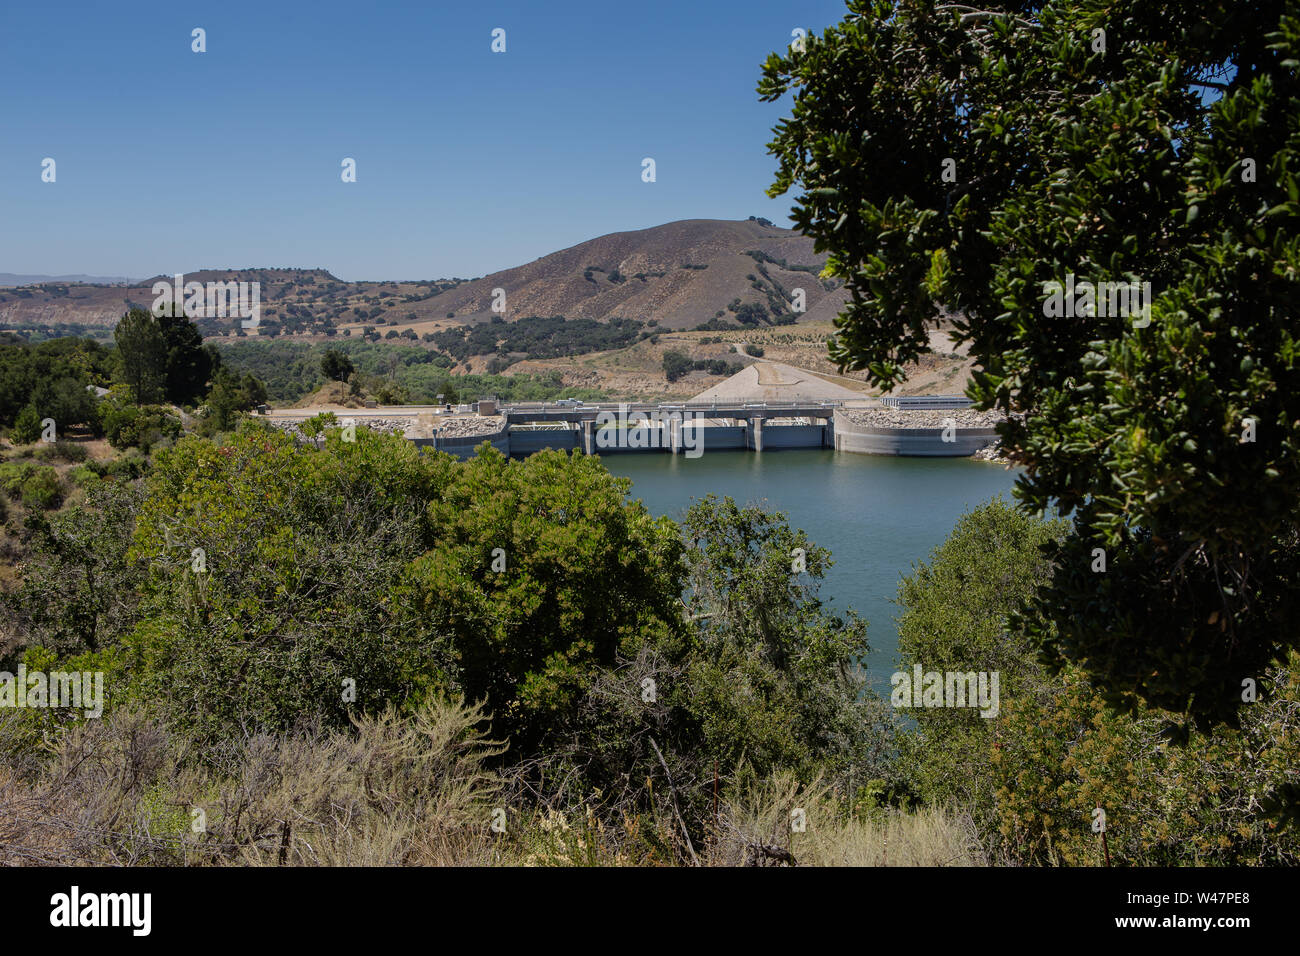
[0,337,111,433]
[0,297,1294,866]
[762,0,1300,724]
[216,339,609,404]
[662,349,744,383]
[98,390,182,452]
[0,424,907,863]
[320,347,354,383]
[898,499,1299,865]
[0,323,115,344]
[3,421,1294,865]
[429,315,644,363]
[0,312,262,453]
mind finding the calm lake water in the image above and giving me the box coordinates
[604,449,1019,693]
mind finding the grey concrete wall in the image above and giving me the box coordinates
[832,410,995,457]
[761,424,827,449]
[591,425,672,454]
[418,417,990,460]
[692,425,745,451]
[427,425,511,460]
[509,429,579,456]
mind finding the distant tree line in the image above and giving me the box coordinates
[663,349,744,383]
[429,315,644,363]
[216,339,607,405]
[1,309,266,449]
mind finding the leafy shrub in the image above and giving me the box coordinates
[299,411,338,438]
[33,440,88,463]
[100,398,181,451]
[895,500,1066,821]
[68,464,101,489]
[80,449,149,482]
[663,350,693,382]
[10,405,43,445]
[0,700,504,866]
[19,468,65,510]
[0,462,35,498]
[0,463,65,509]
[733,303,770,325]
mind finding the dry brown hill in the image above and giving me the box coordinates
[419,218,847,330]
[0,219,847,334]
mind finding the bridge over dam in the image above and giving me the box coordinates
[264,398,1001,460]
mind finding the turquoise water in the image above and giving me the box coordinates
[604,449,1020,694]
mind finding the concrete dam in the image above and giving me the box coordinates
[267,398,1000,460]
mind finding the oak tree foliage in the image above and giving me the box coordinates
[761,0,1300,722]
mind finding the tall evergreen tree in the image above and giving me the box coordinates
[157,310,213,406]
[113,309,166,405]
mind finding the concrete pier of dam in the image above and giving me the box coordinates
[267,400,1000,460]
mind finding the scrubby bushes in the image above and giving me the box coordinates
[0,462,66,510]
[10,406,45,445]
[0,700,978,867]
[896,499,1300,866]
[33,440,88,463]
[429,316,644,363]
[3,419,1293,868]
[215,340,603,405]
[663,350,743,382]
[0,427,901,864]
[663,349,693,382]
[16,468,64,510]
[99,392,181,451]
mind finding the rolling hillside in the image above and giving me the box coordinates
[0,219,848,334]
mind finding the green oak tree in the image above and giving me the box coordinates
[125,422,456,743]
[407,446,686,755]
[320,347,354,383]
[896,498,1067,818]
[760,0,1300,723]
[10,405,43,445]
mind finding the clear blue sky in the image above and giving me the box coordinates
[1,0,849,281]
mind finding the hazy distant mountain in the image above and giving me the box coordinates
[0,219,849,332]
[0,273,137,287]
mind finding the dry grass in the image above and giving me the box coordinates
[0,707,987,868]
[710,771,987,867]
[0,700,506,866]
